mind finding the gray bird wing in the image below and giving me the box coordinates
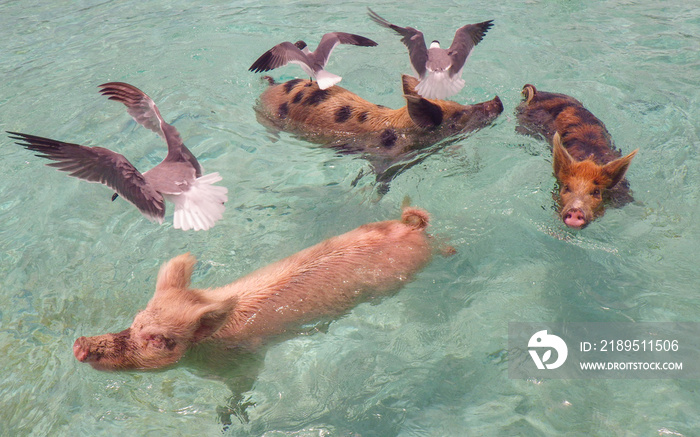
[8,131,165,222]
[310,32,378,69]
[98,82,201,177]
[367,8,428,77]
[249,41,312,72]
[446,20,494,76]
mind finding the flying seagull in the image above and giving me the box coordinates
[368,8,493,100]
[249,32,378,89]
[8,82,228,231]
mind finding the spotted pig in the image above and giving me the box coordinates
[257,75,502,155]
[255,75,502,185]
[74,207,435,370]
[515,84,638,229]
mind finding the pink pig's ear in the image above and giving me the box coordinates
[191,297,238,343]
[552,132,575,178]
[156,253,197,292]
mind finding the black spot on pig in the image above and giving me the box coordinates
[278,102,289,119]
[357,111,369,123]
[335,106,353,123]
[292,91,305,104]
[284,79,303,94]
[304,89,331,106]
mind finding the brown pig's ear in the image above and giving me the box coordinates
[156,253,196,292]
[552,132,575,178]
[602,149,638,188]
[405,95,444,129]
[191,297,237,343]
[401,75,420,96]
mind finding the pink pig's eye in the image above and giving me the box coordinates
[146,334,177,350]
[146,334,167,349]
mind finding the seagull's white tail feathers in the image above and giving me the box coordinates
[415,71,465,100]
[315,70,342,90]
[171,172,228,231]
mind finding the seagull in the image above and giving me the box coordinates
[249,32,378,89]
[8,82,228,231]
[368,8,493,100]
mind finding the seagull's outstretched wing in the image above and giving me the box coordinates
[98,82,167,139]
[249,42,310,73]
[311,32,378,68]
[8,131,165,222]
[447,20,493,76]
[367,8,428,78]
[98,82,201,177]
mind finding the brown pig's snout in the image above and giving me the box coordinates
[563,208,587,229]
[73,336,90,362]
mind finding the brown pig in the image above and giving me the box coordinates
[255,75,503,188]
[515,84,638,229]
[74,207,435,370]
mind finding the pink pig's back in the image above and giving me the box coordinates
[211,208,433,346]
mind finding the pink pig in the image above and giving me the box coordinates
[74,207,435,370]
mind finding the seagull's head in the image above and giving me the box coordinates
[294,40,308,50]
[429,40,441,49]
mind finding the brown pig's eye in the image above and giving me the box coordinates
[591,188,601,197]
[562,185,571,193]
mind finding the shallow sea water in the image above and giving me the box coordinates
[1,0,699,435]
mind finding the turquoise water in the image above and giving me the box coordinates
[2,0,699,435]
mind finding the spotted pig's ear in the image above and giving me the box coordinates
[405,95,443,129]
[401,74,420,96]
